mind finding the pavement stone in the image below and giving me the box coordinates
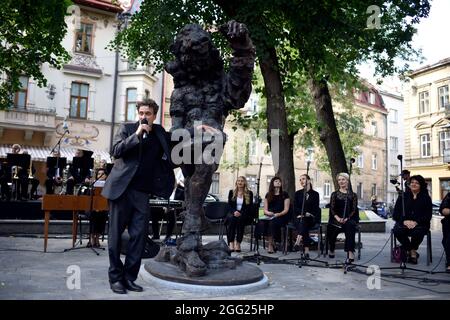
[0,225,449,300]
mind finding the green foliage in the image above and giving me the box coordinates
[110,0,228,72]
[0,0,71,110]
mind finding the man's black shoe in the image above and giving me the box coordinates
[110,281,127,294]
[124,280,143,292]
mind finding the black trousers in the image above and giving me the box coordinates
[393,223,428,252]
[226,215,246,243]
[0,177,11,200]
[91,211,108,234]
[294,216,315,247]
[151,207,175,239]
[327,219,357,253]
[255,216,289,243]
[108,188,150,283]
[442,219,450,267]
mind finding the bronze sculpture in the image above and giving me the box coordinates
[156,21,255,276]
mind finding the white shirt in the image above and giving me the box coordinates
[236,196,244,211]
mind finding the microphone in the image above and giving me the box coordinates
[141,118,148,139]
[397,154,403,161]
[350,158,355,163]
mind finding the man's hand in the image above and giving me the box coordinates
[443,208,450,216]
[136,123,151,137]
[233,211,241,217]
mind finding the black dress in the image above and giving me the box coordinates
[255,191,290,243]
[327,190,358,253]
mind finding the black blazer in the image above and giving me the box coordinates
[227,190,254,225]
[294,189,320,224]
[102,122,175,201]
[393,191,432,229]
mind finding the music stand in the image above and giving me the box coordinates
[46,157,67,170]
[7,153,30,200]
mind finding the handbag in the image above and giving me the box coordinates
[392,245,406,263]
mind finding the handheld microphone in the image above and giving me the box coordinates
[141,119,148,139]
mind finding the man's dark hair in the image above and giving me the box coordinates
[136,98,159,114]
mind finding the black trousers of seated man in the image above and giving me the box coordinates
[327,219,357,253]
[108,188,150,284]
[393,223,428,252]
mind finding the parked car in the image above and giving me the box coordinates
[432,201,441,216]
[372,202,388,219]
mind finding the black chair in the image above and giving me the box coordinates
[390,227,432,265]
[204,201,229,240]
[324,223,362,260]
[282,222,324,255]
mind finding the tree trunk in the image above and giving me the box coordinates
[215,0,295,200]
[309,77,348,189]
[259,49,295,201]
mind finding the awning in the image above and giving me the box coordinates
[0,144,112,163]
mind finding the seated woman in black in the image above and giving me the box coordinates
[393,174,432,264]
[226,176,254,252]
[327,172,358,262]
[256,176,290,254]
[294,174,320,258]
[439,192,450,272]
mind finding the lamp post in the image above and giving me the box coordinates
[109,11,131,152]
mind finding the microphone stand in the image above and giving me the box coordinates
[286,160,328,268]
[64,171,106,255]
[343,158,356,273]
[252,160,263,265]
[379,154,428,274]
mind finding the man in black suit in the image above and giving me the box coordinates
[102,98,175,294]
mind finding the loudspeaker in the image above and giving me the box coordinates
[121,230,160,259]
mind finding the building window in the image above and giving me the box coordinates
[390,109,398,123]
[356,154,364,168]
[419,91,430,114]
[357,182,363,200]
[440,131,450,156]
[125,88,137,121]
[246,175,257,195]
[371,153,377,170]
[368,92,376,105]
[390,136,398,151]
[13,76,29,108]
[438,85,449,109]
[75,23,93,54]
[324,181,331,198]
[70,82,89,119]
[371,121,378,137]
[209,173,220,195]
[420,134,431,158]
[371,183,377,197]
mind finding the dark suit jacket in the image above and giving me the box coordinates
[102,122,175,201]
[227,190,254,225]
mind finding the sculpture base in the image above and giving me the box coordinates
[145,259,264,285]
